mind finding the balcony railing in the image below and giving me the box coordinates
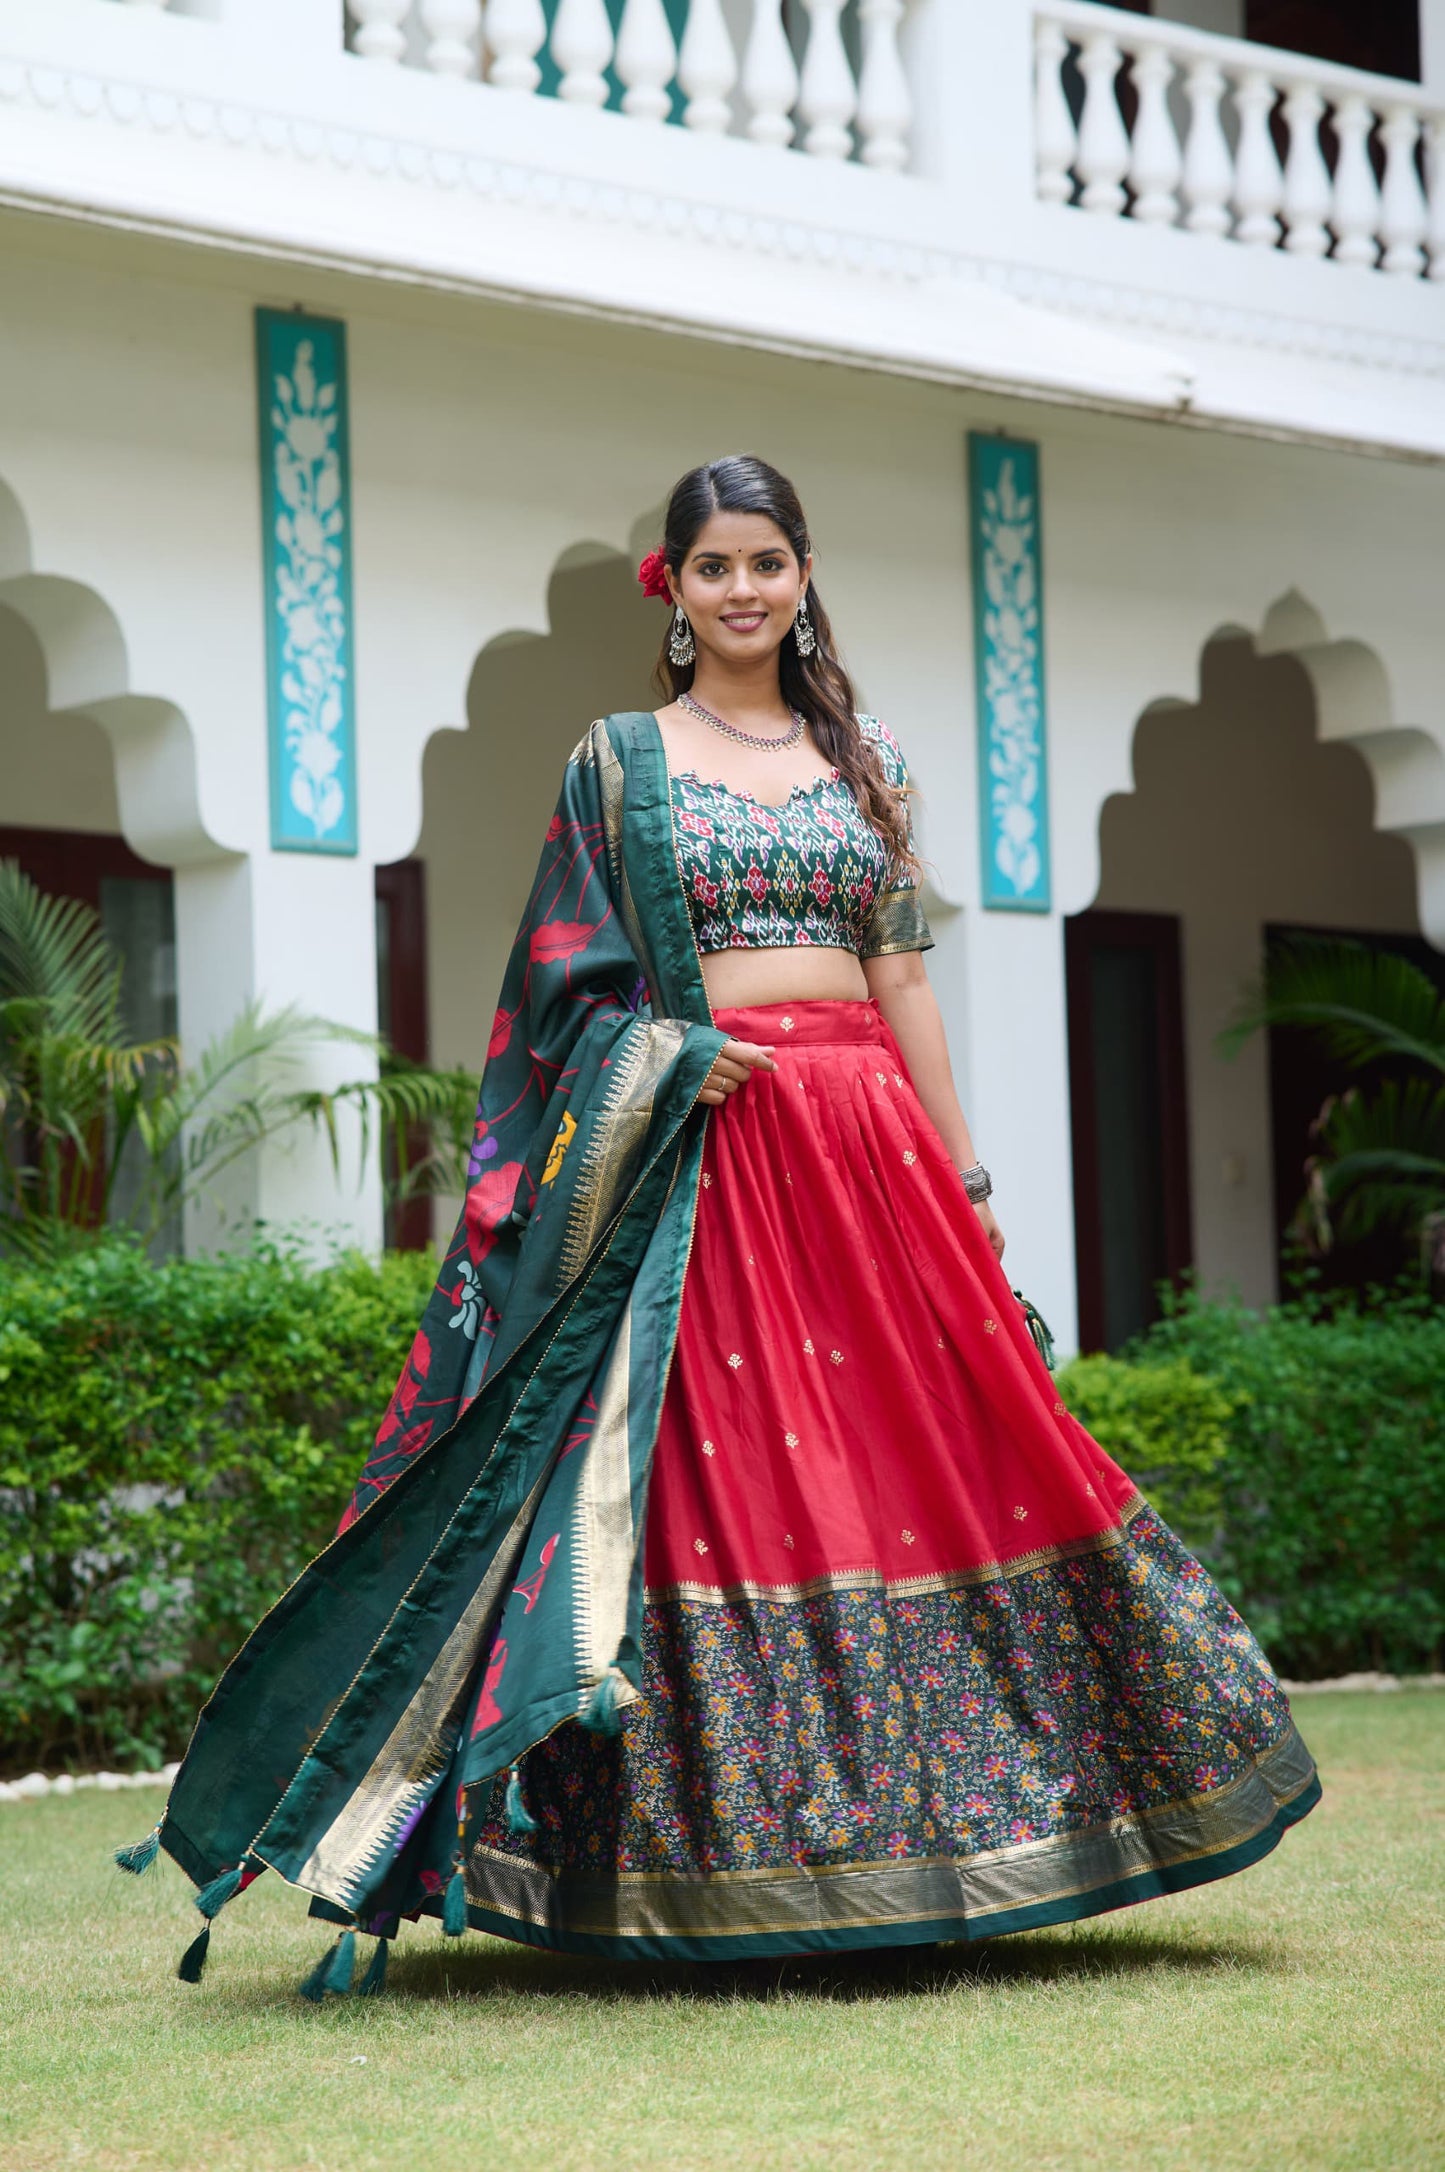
[342,0,914,170]
[1034,0,1445,279]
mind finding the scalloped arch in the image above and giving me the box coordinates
[0,476,226,870]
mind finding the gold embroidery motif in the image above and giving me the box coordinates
[780,1015,795,1031]
[903,1149,916,1166]
[785,1432,800,1449]
[829,1350,844,1365]
[727,1353,742,1370]
[983,1319,998,1335]
[701,1172,713,1189]
[1013,1506,1028,1521]
[783,1534,795,1549]
[1053,1400,1067,1415]
[541,1109,578,1186]
[693,1539,708,1555]
[875,1071,888,1085]
[803,1339,815,1356]
[702,1440,716,1457]
[901,1529,916,1545]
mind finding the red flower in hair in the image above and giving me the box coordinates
[637,547,673,602]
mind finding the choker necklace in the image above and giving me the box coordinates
[679,690,806,751]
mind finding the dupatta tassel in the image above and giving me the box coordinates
[194,1863,246,1920]
[358,1936,390,1997]
[176,1923,211,1984]
[579,1666,628,1738]
[114,1823,162,1877]
[1014,1290,1056,1373]
[298,1930,357,2003]
[504,1765,538,1835]
[441,1862,469,1938]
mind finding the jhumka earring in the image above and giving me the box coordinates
[668,607,696,668]
[793,596,817,657]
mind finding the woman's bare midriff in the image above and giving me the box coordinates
[700,944,869,1012]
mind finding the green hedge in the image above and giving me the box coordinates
[0,1240,435,1774]
[1058,1292,1445,1680]
[3,1245,1442,1772]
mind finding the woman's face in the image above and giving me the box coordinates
[669,511,810,669]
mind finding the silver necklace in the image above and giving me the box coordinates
[679,689,806,751]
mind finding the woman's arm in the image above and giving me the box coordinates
[863,948,1006,1260]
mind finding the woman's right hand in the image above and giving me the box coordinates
[698,1039,777,1107]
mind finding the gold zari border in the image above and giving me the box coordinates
[464,1723,1316,1944]
[646,1492,1148,1607]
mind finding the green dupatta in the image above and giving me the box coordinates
[150,714,726,1942]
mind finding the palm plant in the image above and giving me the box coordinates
[0,860,477,1257]
[1222,933,1445,1267]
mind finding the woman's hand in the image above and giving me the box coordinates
[974,1200,1006,1262]
[698,1039,777,1107]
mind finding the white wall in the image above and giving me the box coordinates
[1093,636,1422,1308]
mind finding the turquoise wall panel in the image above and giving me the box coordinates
[968,433,1051,912]
[256,308,358,855]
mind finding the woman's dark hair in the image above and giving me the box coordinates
[652,454,915,874]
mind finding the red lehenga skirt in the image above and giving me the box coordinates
[465,1001,1319,1958]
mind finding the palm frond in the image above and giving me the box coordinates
[1294,1078,1445,1248]
[1220,935,1445,1075]
[0,859,127,1047]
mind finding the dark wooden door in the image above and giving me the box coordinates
[1065,908,1193,1352]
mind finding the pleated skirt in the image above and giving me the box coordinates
[463,999,1319,1959]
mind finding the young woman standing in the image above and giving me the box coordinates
[128,457,1317,1987]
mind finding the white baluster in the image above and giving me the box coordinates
[615,0,677,124]
[1127,42,1180,226]
[422,0,481,76]
[1232,69,1282,246]
[1075,35,1129,216]
[349,0,409,63]
[551,0,614,107]
[1033,18,1076,206]
[856,0,910,173]
[798,0,857,160]
[1180,57,1232,235]
[742,0,799,150]
[485,0,546,91]
[1425,117,1445,281]
[678,0,738,134]
[1280,81,1331,256]
[1331,95,1380,268]
[1379,104,1428,276]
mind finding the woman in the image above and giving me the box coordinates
[126,456,1317,1989]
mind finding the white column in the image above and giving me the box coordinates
[1180,57,1233,235]
[551,0,614,107]
[678,0,738,134]
[798,0,858,160]
[615,0,678,123]
[1033,17,1076,205]
[1231,68,1283,245]
[1128,42,1181,226]
[485,0,547,90]
[856,0,911,172]
[1379,104,1429,275]
[1280,81,1332,256]
[422,0,481,75]
[741,0,799,149]
[1331,94,1381,268]
[1426,116,1445,279]
[1075,35,1130,216]
[348,0,410,63]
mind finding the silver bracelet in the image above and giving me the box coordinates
[958,1161,993,1205]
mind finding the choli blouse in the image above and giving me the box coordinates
[671,714,932,961]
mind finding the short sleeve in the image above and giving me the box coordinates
[856,716,933,959]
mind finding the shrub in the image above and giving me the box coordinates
[0,1238,435,1774]
[1052,1354,1239,1546]
[1060,1292,1445,1678]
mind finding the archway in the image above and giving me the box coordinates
[0,477,229,1247]
[1070,596,1442,1345]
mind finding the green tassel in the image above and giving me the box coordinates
[504,1765,538,1835]
[323,1929,356,1996]
[177,1923,211,1984]
[579,1667,625,1737]
[441,1864,469,1939]
[297,1940,338,2003]
[1014,1290,1057,1373]
[358,1938,390,1998]
[114,1825,161,1877]
[194,1863,245,1920]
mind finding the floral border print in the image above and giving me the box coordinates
[255,308,358,855]
[968,434,1051,912]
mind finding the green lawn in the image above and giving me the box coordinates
[2,1694,1441,2172]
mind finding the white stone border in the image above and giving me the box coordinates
[0,1762,179,1804]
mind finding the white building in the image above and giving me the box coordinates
[1,0,1442,1351]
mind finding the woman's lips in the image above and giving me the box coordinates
[721,612,766,629]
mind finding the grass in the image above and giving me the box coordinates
[1,1694,1441,2172]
